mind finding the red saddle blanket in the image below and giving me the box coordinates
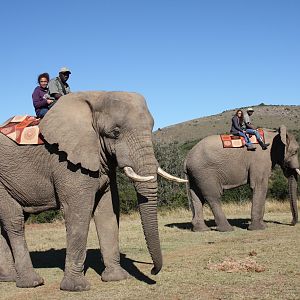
[0,116,44,145]
[220,129,265,148]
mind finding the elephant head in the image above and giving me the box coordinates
[39,91,186,275]
[271,125,299,225]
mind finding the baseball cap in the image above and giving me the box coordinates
[247,107,254,112]
[59,67,71,74]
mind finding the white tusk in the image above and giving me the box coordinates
[296,169,300,176]
[157,167,188,183]
[123,167,154,182]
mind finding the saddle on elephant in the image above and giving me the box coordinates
[0,115,44,145]
[220,129,265,148]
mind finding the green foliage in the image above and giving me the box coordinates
[180,139,200,153]
[27,210,63,224]
[222,185,252,203]
[27,129,300,222]
[154,142,189,209]
[117,171,138,213]
[267,166,288,200]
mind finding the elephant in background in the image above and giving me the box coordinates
[184,126,299,232]
[0,91,186,291]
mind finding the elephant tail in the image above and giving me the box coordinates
[183,160,192,210]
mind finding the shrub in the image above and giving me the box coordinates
[222,185,252,203]
[117,171,138,213]
[27,210,63,224]
[155,142,188,209]
[26,129,300,223]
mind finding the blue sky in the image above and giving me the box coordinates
[0,0,299,129]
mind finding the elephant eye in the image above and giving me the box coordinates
[112,127,120,138]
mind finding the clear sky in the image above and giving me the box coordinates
[0,0,299,129]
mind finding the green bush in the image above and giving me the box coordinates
[267,166,288,200]
[155,142,188,209]
[117,171,138,213]
[222,185,252,203]
[26,129,300,223]
[27,210,63,224]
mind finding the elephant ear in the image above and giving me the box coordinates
[279,125,287,146]
[39,93,100,172]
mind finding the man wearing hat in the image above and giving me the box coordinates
[244,107,270,150]
[48,67,72,108]
[244,107,255,129]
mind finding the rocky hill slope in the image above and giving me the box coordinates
[153,105,300,145]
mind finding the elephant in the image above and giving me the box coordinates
[184,125,299,232]
[0,91,186,291]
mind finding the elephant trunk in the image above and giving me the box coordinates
[134,142,162,275]
[116,132,162,274]
[137,184,162,275]
[288,172,298,225]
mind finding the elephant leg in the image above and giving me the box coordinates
[0,228,17,282]
[189,186,210,232]
[94,187,130,282]
[0,187,43,288]
[249,180,268,230]
[60,195,94,292]
[206,193,234,232]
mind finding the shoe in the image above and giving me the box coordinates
[261,143,270,150]
[258,138,270,150]
[246,144,256,151]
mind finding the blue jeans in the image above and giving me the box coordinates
[238,131,252,147]
[37,108,49,118]
[245,129,262,142]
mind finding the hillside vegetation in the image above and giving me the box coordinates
[153,104,300,145]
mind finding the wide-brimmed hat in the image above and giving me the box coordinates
[247,107,254,112]
[59,67,71,74]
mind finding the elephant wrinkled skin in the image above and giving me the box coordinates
[185,126,299,232]
[0,91,185,291]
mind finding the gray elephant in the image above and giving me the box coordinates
[0,91,186,291]
[184,126,299,232]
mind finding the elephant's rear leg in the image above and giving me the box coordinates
[191,176,233,232]
[188,184,210,232]
[0,187,44,287]
[203,188,234,232]
[0,228,16,282]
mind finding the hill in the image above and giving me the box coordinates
[153,104,300,145]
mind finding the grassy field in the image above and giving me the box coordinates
[1,201,299,300]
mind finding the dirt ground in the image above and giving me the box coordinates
[0,201,299,300]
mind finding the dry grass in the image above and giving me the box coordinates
[206,257,266,273]
[1,201,299,300]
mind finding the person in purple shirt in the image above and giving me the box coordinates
[32,73,54,118]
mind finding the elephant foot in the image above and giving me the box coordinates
[16,271,44,288]
[192,223,210,232]
[216,224,234,232]
[60,274,90,292]
[248,222,267,231]
[101,266,131,282]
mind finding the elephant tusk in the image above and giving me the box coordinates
[296,169,300,176]
[123,167,154,182]
[157,167,188,183]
